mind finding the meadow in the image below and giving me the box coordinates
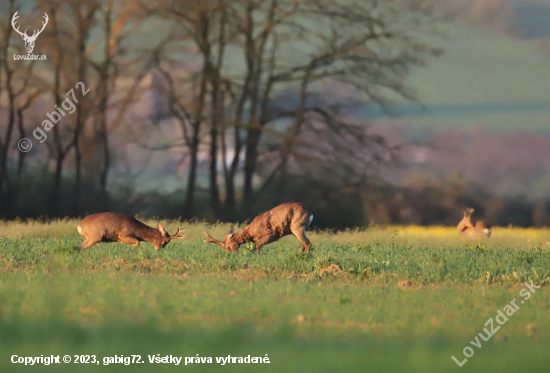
[0,219,549,372]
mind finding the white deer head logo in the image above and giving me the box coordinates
[11,11,49,54]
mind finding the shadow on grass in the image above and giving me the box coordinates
[0,318,549,373]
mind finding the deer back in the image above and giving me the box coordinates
[77,212,152,241]
[474,221,492,237]
[244,202,311,238]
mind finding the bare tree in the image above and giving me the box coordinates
[147,0,234,218]
[64,0,99,215]
[226,0,440,203]
[0,0,43,217]
[145,0,439,218]
[91,0,145,210]
[43,1,71,216]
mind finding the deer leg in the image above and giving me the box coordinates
[291,227,312,253]
[119,236,140,250]
[253,235,273,256]
[80,239,98,250]
[80,233,102,249]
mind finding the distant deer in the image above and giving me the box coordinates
[457,208,491,239]
[77,212,184,250]
[203,203,313,255]
[11,11,48,54]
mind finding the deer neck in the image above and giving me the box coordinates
[457,218,473,232]
[136,224,161,241]
[232,228,252,245]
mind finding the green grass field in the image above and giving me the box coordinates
[0,220,549,372]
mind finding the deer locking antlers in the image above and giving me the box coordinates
[76,203,314,254]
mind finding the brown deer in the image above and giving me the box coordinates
[77,212,184,250]
[203,203,313,255]
[457,208,491,239]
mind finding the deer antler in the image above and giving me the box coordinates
[170,228,185,239]
[33,13,49,39]
[11,11,27,38]
[11,11,48,40]
[202,231,224,246]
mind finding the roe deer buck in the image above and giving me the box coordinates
[77,213,184,250]
[203,203,313,255]
[457,208,491,239]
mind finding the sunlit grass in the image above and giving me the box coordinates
[0,220,549,372]
[2,218,550,248]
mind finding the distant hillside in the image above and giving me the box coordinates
[364,9,550,196]
[366,19,550,134]
[509,0,550,38]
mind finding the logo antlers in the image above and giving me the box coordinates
[11,11,49,54]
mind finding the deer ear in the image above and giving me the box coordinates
[227,226,234,236]
[158,222,166,236]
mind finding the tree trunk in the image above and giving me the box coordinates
[97,72,110,211]
[277,72,310,196]
[209,83,221,212]
[183,67,208,219]
[224,102,245,211]
[243,129,261,202]
[98,107,110,211]
[73,7,93,217]
[97,1,114,212]
[0,68,15,218]
[183,131,200,219]
[50,64,66,217]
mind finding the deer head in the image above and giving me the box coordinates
[11,11,48,54]
[157,223,185,249]
[203,226,240,252]
[457,208,475,232]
